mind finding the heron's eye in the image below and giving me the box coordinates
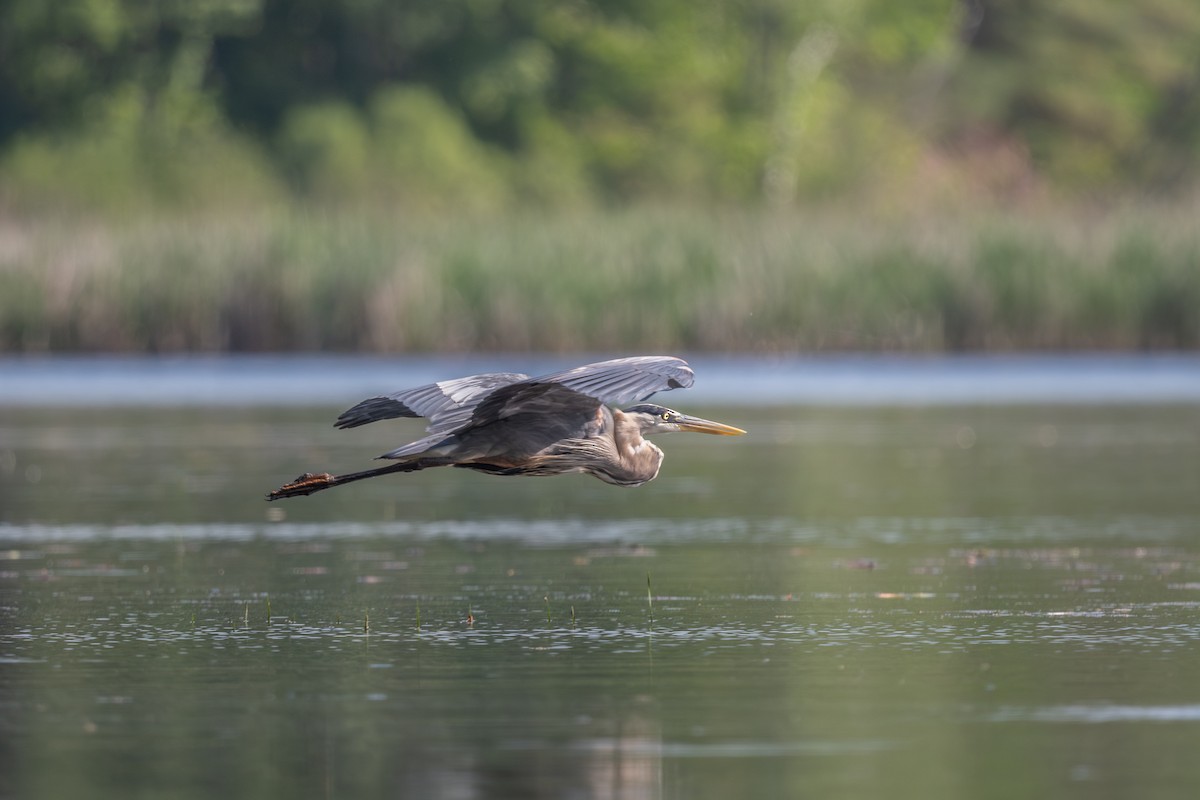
[660,412,671,421]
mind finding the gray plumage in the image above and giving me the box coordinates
[268,356,743,500]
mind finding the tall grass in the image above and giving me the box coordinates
[1,204,1197,353]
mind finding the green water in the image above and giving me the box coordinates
[2,404,1200,799]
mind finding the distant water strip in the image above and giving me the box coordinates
[1,353,1199,407]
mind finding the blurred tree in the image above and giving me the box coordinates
[0,0,279,211]
[943,0,1200,190]
[2,0,1199,211]
[0,0,263,141]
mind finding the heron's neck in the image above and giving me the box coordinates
[608,409,664,486]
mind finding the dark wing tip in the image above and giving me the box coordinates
[334,397,418,429]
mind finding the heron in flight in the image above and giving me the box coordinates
[267,356,744,500]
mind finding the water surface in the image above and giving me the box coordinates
[2,358,1199,799]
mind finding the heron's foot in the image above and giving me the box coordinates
[267,472,336,501]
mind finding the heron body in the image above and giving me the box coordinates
[452,405,664,486]
[268,356,745,500]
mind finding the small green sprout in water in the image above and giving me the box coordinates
[571,605,576,627]
[416,600,422,630]
[364,610,370,633]
[545,595,551,625]
[646,572,654,619]
[266,598,272,624]
[243,604,249,626]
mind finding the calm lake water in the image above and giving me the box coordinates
[2,356,1199,799]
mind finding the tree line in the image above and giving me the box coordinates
[2,0,1199,213]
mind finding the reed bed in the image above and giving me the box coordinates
[1,204,1197,353]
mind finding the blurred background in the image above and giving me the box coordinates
[1,0,1197,355]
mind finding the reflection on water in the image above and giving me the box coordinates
[2,400,1200,799]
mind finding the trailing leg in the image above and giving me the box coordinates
[266,461,428,500]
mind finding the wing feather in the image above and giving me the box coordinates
[337,356,694,442]
[334,372,528,429]
[456,356,693,431]
[524,355,693,405]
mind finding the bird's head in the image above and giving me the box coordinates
[622,404,746,437]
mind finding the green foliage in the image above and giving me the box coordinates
[8,0,1197,211]
[944,0,1200,188]
[367,87,512,211]
[1,85,282,214]
[277,102,373,200]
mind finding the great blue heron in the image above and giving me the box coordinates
[267,356,744,500]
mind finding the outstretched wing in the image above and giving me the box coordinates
[339,355,694,445]
[379,356,695,459]
[335,372,528,430]
[534,356,694,406]
[450,356,694,433]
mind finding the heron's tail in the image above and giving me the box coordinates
[266,461,427,501]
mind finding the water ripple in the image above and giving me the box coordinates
[990,704,1200,723]
[2,514,1197,546]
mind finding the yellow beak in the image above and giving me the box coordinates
[675,414,746,436]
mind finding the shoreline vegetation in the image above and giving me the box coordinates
[1,203,1197,355]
